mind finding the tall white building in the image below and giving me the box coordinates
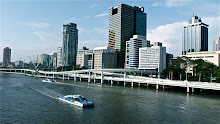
[57,47,62,67]
[139,43,166,73]
[76,47,117,69]
[62,23,78,66]
[213,37,220,51]
[125,35,150,69]
[182,14,209,55]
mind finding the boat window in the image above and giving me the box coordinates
[74,98,80,101]
[67,97,75,100]
[81,98,87,101]
[78,96,87,101]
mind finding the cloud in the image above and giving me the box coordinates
[78,27,108,49]
[152,1,163,7]
[165,0,191,7]
[25,22,50,28]
[148,21,187,56]
[78,27,89,34]
[147,16,220,57]
[32,31,61,55]
[95,13,108,17]
[66,17,80,23]
[83,16,91,19]
[90,3,99,8]
[78,27,108,36]
[66,12,108,23]
[79,40,107,50]
[33,31,60,42]
[202,16,220,51]
[94,28,108,36]
[152,0,192,7]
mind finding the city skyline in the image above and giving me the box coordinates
[1,0,219,62]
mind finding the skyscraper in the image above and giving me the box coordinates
[108,3,147,67]
[213,37,220,51]
[3,47,11,67]
[62,23,78,66]
[182,14,209,55]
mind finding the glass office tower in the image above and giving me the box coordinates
[182,15,209,55]
[62,23,78,66]
[108,3,146,68]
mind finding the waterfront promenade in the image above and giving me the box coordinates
[1,68,220,93]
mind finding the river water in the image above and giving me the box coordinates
[0,73,220,124]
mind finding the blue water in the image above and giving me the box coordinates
[0,73,220,124]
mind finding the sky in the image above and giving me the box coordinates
[0,0,219,62]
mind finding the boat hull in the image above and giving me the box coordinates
[58,97,83,107]
[58,96,94,107]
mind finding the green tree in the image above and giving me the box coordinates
[191,59,216,82]
[162,57,186,80]
[213,66,220,82]
[162,57,219,82]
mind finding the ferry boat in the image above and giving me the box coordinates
[58,95,94,107]
[42,79,56,83]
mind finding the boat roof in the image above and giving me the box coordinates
[64,95,84,98]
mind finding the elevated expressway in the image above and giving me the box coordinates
[1,68,220,93]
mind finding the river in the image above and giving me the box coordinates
[0,73,220,124]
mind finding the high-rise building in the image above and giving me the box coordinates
[62,23,78,66]
[182,14,209,55]
[3,47,11,67]
[213,37,220,51]
[49,53,57,67]
[57,47,62,67]
[139,43,166,73]
[108,3,147,68]
[125,35,150,69]
[166,53,173,68]
[37,53,49,66]
[76,47,117,69]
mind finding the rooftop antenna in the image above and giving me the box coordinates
[193,12,194,16]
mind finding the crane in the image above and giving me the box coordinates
[28,56,39,74]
